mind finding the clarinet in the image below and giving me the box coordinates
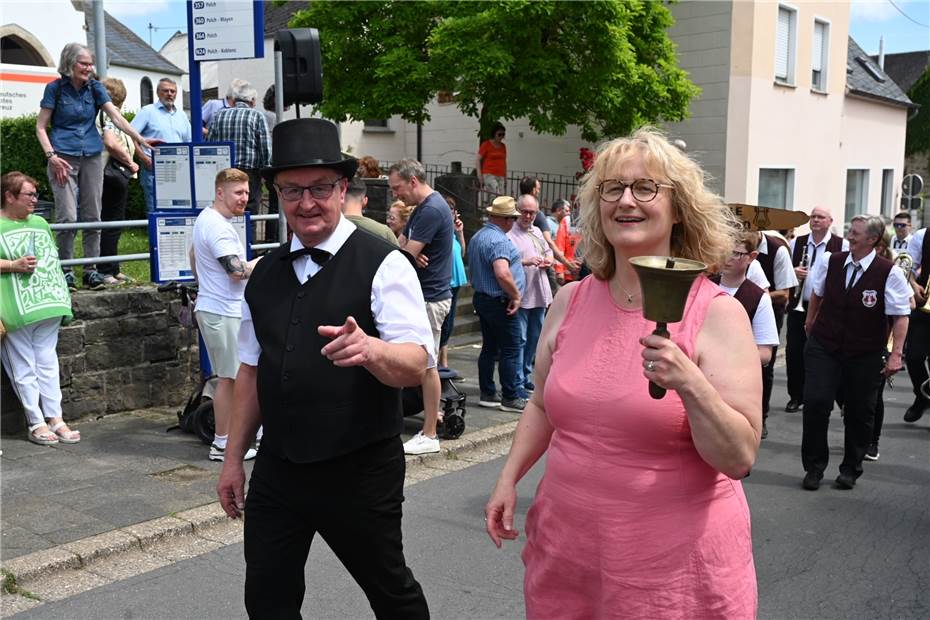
[793,243,809,311]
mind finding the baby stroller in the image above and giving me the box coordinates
[402,368,468,439]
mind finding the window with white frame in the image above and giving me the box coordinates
[812,19,829,91]
[880,169,894,218]
[758,168,795,210]
[845,169,870,222]
[775,5,797,84]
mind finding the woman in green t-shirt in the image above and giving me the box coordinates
[0,172,78,445]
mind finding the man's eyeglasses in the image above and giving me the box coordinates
[518,209,538,216]
[19,191,38,200]
[596,178,674,203]
[893,222,909,228]
[275,179,343,202]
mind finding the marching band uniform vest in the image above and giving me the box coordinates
[244,230,403,464]
[789,233,844,308]
[756,234,789,319]
[733,279,765,322]
[811,251,893,357]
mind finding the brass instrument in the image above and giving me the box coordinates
[894,254,930,313]
[629,256,707,399]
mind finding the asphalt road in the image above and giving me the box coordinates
[10,377,930,619]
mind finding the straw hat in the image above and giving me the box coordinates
[485,195,519,218]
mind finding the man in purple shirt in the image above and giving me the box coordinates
[507,194,553,392]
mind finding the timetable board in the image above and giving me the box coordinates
[148,210,251,283]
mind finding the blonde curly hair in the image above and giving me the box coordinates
[578,126,741,280]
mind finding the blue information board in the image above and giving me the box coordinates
[148,210,252,284]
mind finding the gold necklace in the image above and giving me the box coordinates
[617,281,638,304]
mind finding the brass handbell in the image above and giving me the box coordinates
[629,256,707,399]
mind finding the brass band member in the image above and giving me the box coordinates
[784,207,846,412]
[801,215,911,490]
[903,224,929,424]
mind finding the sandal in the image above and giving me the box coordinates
[101,275,120,285]
[27,423,59,446]
[49,421,80,444]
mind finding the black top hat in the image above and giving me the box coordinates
[261,118,358,183]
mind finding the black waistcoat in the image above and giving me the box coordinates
[811,251,893,356]
[733,279,765,322]
[757,234,789,320]
[244,230,402,463]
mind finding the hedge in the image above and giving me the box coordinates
[0,111,146,219]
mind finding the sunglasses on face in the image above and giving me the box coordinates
[893,223,909,228]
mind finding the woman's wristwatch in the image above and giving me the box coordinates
[45,150,57,160]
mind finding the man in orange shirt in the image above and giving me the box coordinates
[476,122,507,194]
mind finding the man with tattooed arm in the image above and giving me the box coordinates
[190,168,261,462]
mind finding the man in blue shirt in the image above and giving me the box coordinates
[388,159,453,455]
[131,78,192,213]
[467,196,527,412]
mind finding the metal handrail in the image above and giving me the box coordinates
[48,215,281,268]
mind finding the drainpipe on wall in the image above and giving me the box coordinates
[93,0,107,78]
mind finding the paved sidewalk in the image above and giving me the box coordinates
[0,334,518,564]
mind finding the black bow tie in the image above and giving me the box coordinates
[284,246,331,265]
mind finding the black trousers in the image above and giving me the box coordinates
[785,308,807,402]
[761,307,786,418]
[98,172,129,276]
[904,310,930,411]
[802,337,883,479]
[243,437,429,620]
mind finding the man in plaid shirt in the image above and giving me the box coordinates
[206,83,271,214]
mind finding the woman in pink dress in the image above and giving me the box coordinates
[485,127,762,619]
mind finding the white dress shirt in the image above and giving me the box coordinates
[719,283,780,346]
[810,249,912,315]
[891,233,912,253]
[238,215,436,368]
[758,235,799,290]
[905,227,925,270]
[746,260,770,290]
[789,234,849,303]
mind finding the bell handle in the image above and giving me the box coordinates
[648,322,670,400]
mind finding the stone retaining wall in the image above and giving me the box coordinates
[1,288,199,434]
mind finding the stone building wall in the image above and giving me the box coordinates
[1,288,199,434]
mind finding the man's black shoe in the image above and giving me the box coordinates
[834,472,857,490]
[903,403,926,423]
[864,443,879,461]
[785,400,801,413]
[802,472,822,491]
[760,420,768,440]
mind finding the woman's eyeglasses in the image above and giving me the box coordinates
[19,191,39,200]
[596,178,673,203]
[275,179,343,201]
[730,250,750,259]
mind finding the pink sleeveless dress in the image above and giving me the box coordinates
[523,275,757,619]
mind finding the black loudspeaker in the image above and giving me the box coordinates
[274,28,323,106]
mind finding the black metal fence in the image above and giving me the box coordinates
[377,161,579,213]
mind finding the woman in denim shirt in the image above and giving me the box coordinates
[35,43,153,290]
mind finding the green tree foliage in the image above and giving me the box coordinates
[905,66,930,160]
[291,0,699,142]
[1,112,146,218]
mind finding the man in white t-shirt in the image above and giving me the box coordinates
[190,168,261,462]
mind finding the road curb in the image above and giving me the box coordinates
[1,420,518,594]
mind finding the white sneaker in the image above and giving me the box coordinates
[209,444,258,462]
[403,432,440,455]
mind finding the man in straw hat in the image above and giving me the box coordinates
[216,118,432,618]
[467,195,528,412]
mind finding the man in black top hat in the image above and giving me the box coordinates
[216,118,433,619]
